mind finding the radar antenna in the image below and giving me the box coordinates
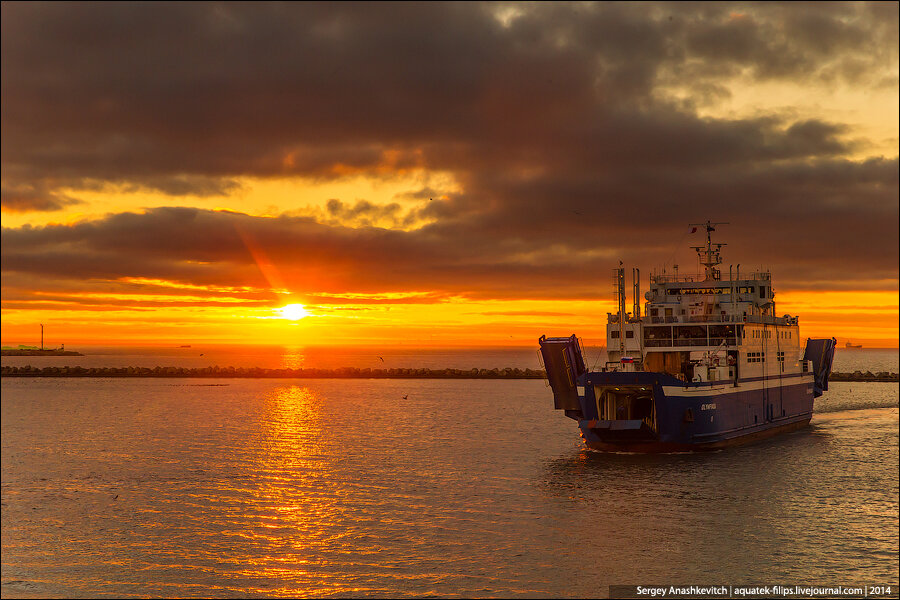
[689,221,729,281]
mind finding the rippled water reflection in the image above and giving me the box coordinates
[2,379,898,598]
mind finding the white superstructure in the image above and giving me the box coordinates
[605,222,807,384]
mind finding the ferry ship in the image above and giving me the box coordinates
[539,222,836,451]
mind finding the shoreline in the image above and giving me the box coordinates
[0,365,896,381]
[1,349,84,356]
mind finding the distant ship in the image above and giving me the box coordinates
[539,222,836,451]
[845,342,862,349]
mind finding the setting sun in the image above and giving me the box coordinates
[278,304,309,321]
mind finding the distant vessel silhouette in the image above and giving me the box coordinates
[845,342,862,349]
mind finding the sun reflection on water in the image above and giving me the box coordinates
[279,349,307,370]
[239,385,352,596]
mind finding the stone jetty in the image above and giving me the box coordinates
[0,365,896,381]
[0,365,547,379]
[828,371,898,382]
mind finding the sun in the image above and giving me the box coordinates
[278,304,309,320]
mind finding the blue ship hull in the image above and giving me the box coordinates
[575,371,814,452]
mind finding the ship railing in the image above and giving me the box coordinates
[747,271,772,281]
[651,273,702,283]
[643,337,733,348]
[607,313,636,324]
[651,271,772,284]
[644,338,734,348]
[687,315,732,323]
[647,314,796,325]
[601,361,645,372]
[649,316,683,324]
[743,314,796,326]
[650,315,746,324]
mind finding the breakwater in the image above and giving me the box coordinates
[828,371,898,382]
[0,365,897,381]
[0,365,546,379]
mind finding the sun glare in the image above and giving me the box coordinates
[278,304,309,320]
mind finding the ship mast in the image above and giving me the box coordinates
[689,220,728,281]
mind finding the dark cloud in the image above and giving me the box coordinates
[3,2,891,190]
[1,183,83,213]
[1,2,897,308]
[2,191,896,310]
[323,198,405,228]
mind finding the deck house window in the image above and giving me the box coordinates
[709,324,734,346]
[674,325,708,346]
[643,326,673,347]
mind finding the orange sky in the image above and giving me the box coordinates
[2,3,898,348]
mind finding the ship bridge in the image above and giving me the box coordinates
[605,222,803,384]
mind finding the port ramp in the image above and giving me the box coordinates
[538,335,586,410]
[804,337,837,398]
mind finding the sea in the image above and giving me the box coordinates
[2,347,898,598]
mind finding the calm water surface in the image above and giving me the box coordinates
[2,367,898,597]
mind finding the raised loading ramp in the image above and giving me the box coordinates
[804,337,837,398]
[538,335,586,410]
